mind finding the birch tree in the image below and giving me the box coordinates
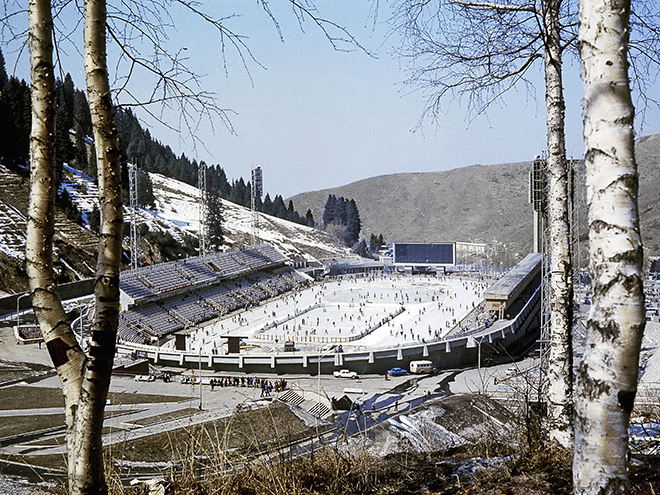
[543,0,574,450]
[574,0,645,492]
[392,0,575,447]
[22,2,364,492]
[27,0,121,492]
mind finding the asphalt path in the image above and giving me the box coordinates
[0,325,532,461]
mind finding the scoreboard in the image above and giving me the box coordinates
[392,242,455,266]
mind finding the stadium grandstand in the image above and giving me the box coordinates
[483,252,543,319]
[117,245,311,345]
[321,256,384,277]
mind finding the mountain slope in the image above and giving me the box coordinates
[290,132,660,263]
[0,165,346,295]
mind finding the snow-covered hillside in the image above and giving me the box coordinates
[60,164,346,263]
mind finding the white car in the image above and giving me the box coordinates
[333,369,359,379]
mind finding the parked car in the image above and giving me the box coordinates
[387,367,407,376]
[283,341,296,352]
[333,369,359,379]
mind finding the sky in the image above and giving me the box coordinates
[3,1,660,199]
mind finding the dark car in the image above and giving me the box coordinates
[387,367,407,376]
[284,341,296,352]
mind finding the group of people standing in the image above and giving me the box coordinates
[208,375,288,396]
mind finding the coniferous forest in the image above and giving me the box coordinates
[0,48,316,231]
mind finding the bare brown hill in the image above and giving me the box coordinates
[289,132,660,265]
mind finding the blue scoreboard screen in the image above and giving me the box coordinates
[393,242,455,265]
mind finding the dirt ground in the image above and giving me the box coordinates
[1,352,660,494]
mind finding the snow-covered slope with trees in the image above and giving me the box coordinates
[0,163,346,272]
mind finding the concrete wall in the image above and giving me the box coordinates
[0,278,95,318]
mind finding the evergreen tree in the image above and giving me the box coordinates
[336,196,348,225]
[369,233,379,251]
[321,195,361,246]
[207,194,224,248]
[243,181,253,207]
[229,178,247,205]
[0,48,7,91]
[88,204,100,234]
[55,104,75,168]
[354,239,369,257]
[346,199,361,246]
[73,90,94,177]
[305,209,314,227]
[137,169,155,207]
[274,195,287,217]
[208,164,231,198]
[0,77,31,167]
[262,193,274,215]
[323,194,337,225]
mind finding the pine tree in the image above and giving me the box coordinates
[207,194,224,248]
[354,239,369,257]
[0,77,31,167]
[346,199,361,246]
[137,169,155,207]
[323,194,337,225]
[0,47,7,91]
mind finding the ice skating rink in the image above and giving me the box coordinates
[172,273,496,355]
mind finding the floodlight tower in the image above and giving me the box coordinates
[529,156,548,254]
[251,166,263,245]
[198,160,209,257]
[529,155,550,394]
[128,159,140,271]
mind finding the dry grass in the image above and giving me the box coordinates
[0,385,182,410]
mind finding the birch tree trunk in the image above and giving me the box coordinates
[28,1,121,493]
[26,0,88,481]
[65,0,123,493]
[574,0,645,492]
[544,0,574,449]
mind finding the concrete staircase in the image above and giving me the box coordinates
[278,389,332,419]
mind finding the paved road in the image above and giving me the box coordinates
[0,325,532,460]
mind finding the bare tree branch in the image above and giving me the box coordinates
[453,0,540,14]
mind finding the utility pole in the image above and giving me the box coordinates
[128,159,140,271]
[251,166,262,246]
[198,161,208,257]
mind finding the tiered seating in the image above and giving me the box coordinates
[116,267,310,344]
[255,245,288,264]
[233,250,270,270]
[120,244,287,303]
[140,265,192,294]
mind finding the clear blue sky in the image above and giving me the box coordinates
[4,1,659,199]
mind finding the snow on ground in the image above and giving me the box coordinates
[174,274,489,355]
[0,200,25,259]
[638,321,660,385]
[61,164,100,216]
[59,165,345,259]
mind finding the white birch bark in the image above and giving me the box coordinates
[26,0,88,478]
[574,0,645,492]
[28,1,121,493]
[544,0,574,449]
[65,1,123,493]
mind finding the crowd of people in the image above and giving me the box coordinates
[207,375,288,397]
